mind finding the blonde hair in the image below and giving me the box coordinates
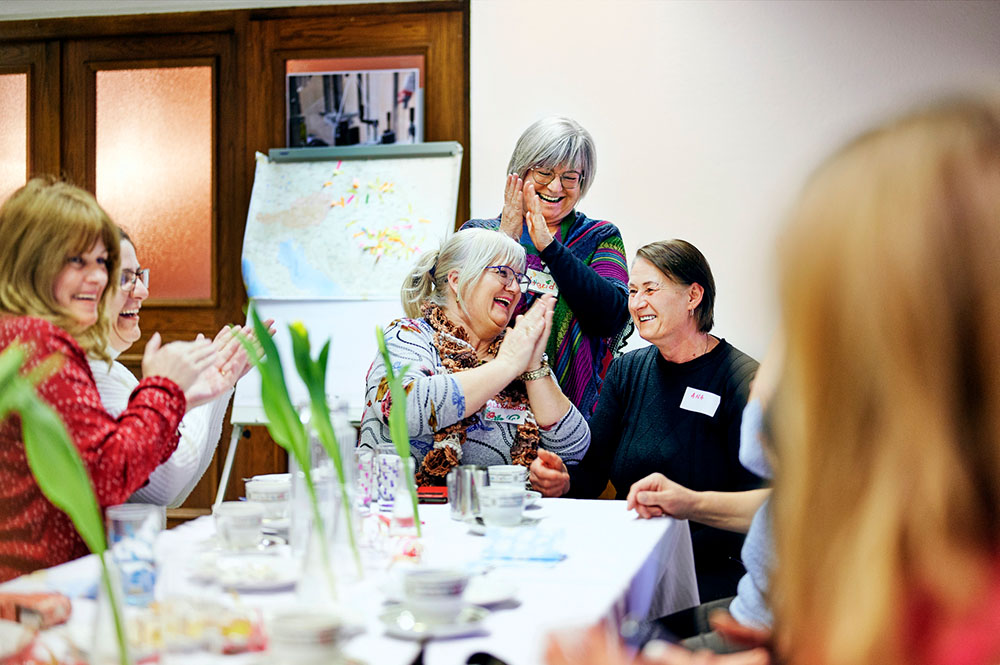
[0,177,120,358]
[401,228,525,319]
[773,98,1000,665]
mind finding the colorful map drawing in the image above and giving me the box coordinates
[242,150,460,299]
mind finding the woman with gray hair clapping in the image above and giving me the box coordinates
[463,116,630,422]
[359,228,590,495]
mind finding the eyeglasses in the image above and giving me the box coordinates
[120,267,150,293]
[530,167,583,190]
[485,265,530,293]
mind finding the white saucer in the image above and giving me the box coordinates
[262,517,290,535]
[379,604,489,640]
[468,515,542,536]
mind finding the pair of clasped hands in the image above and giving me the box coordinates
[499,174,556,251]
[491,293,572,497]
[139,320,273,412]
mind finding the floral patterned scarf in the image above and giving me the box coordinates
[416,301,540,486]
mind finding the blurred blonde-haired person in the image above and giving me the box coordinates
[547,97,1000,665]
[772,97,1000,665]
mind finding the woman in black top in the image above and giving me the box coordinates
[567,239,760,602]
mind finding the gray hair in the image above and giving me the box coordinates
[506,116,597,198]
[401,228,526,319]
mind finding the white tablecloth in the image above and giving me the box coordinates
[4,498,698,665]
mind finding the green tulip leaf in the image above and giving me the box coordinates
[375,326,421,535]
[0,344,128,664]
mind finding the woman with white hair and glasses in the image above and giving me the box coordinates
[462,117,630,425]
[359,229,590,495]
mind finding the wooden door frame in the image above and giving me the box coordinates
[0,0,470,511]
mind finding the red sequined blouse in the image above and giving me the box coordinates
[0,317,184,582]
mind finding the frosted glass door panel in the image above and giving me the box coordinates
[96,66,213,301]
[0,73,27,203]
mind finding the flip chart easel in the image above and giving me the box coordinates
[215,141,462,505]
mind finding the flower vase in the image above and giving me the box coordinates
[288,435,336,561]
[291,407,339,603]
[295,518,339,608]
[91,554,136,665]
[390,457,418,537]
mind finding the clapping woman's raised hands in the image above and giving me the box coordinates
[495,295,555,376]
[499,173,526,240]
[523,181,556,251]
[141,333,217,396]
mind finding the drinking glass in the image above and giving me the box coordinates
[377,453,403,513]
[354,449,375,515]
[106,503,161,607]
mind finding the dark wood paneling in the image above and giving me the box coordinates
[246,7,470,227]
[0,0,470,519]
[219,426,289,502]
[0,41,60,179]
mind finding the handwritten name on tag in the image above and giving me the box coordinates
[483,400,527,424]
[679,387,721,417]
[526,267,559,296]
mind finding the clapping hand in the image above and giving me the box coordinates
[524,181,555,251]
[496,295,555,377]
[528,293,555,370]
[500,173,526,240]
[182,320,275,410]
[141,333,217,396]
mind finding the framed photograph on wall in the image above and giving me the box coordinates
[286,55,424,148]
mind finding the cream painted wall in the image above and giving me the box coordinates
[471,0,1000,359]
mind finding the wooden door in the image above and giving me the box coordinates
[61,32,244,511]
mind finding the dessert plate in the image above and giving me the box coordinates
[190,552,298,591]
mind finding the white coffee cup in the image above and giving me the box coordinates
[402,568,470,623]
[245,475,291,522]
[487,464,527,487]
[269,611,343,665]
[214,501,264,550]
[477,486,526,527]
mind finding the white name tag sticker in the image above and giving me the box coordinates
[483,400,527,424]
[526,267,559,296]
[679,387,721,417]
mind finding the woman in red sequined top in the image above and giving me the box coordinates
[0,178,216,582]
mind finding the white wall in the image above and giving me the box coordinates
[6,0,1000,358]
[471,0,1000,359]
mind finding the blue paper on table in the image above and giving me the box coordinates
[481,526,567,565]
